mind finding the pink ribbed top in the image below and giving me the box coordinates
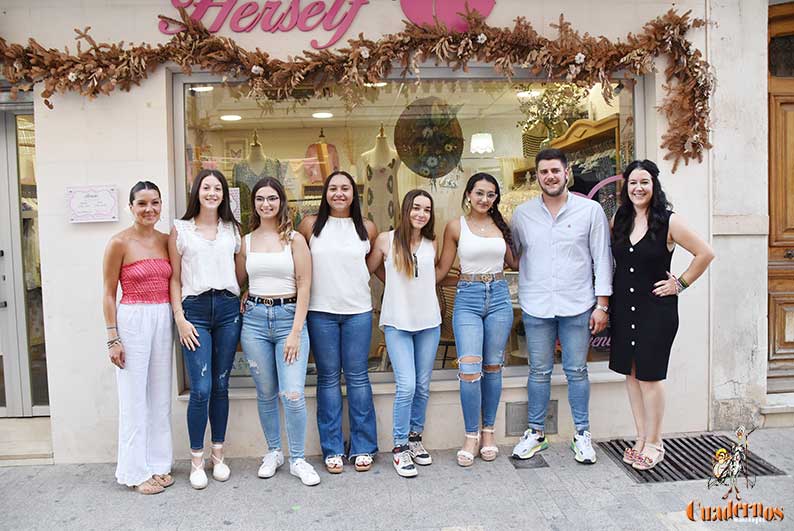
[119,258,172,304]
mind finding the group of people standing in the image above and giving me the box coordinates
[102,148,713,494]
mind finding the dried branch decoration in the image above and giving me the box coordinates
[0,7,713,171]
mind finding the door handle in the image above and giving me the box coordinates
[785,249,794,259]
[0,301,7,308]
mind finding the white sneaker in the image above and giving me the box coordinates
[512,429,549,460]
[408,435,432,466]
[290,459,321,486]
[571,430,597,464]
[392,446,418,478]
[190,455,208,490]
[257,449,284,479]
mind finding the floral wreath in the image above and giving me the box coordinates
[0,8,713,171]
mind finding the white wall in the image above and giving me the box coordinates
[0,0,767,461]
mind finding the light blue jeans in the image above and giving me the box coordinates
[523,309,592,433]
[452,279,513,434]
[241,301,310,462]
[384,325,441,447]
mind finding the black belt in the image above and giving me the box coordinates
[248,295,297,306]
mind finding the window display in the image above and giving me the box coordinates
[180,77,635,386]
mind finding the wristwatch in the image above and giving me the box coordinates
[595,304,609,313]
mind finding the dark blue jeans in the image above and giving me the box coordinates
[182,290,242,450]
[307,310,378,459]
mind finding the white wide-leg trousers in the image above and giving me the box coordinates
[115,303,173,486]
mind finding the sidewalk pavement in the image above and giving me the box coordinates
[1,428,793,531]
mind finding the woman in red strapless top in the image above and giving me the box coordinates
[102,181,174,496]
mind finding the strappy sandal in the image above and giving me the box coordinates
[632,441,665,470]
[152,473,175,488]
[623,437,645,464]
[325,455,343,474]
[354,454,373,472]
[133,477,165,495]
[456,433,479,467]
[479,428,499,462]
[211,444,231,482]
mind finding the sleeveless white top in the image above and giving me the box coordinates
[309,217,372,314]
[174,218,241,299]
[245,232,296,296]
[457,216,506,275]
[380,231,442,331]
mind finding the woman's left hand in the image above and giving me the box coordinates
[284,330,301,364]
[652,271,679,297]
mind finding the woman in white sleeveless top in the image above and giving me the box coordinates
[297,171,379,474]
[437,173,518,467]
[236,177,320,486]
[168,169,242,489]
[367,189,441,478]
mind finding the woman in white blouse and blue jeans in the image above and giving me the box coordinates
[297,170,379,475]
[367,189,441,478]
[168,169,243,490]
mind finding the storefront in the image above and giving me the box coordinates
[0,0,776,464]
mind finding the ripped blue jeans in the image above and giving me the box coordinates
[452,279,513,434]
[241,301,309,462]
[523,309,591,433]
[182,289,242,451]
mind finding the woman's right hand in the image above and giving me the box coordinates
[109,342,125,369]
[176,315,200,351]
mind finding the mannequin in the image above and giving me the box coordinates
[358,124,401,230]
[304,128,340,183]
[246,130,268,175]
[233,130,282,227]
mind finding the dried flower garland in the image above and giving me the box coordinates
[0,7,713,171]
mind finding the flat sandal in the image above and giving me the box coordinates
[133,478,165,495]
[354,454,373,472]
[152,473,174,488]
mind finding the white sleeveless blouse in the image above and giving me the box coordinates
[380,231,441,331]
[174,218,241,299]
[308,217,372,314]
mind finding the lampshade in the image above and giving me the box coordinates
[470,133,494,154]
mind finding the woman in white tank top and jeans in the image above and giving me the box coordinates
[437,173,518,467]
[367,189,441,478]
[297,171,379,474]
[237,177,320,486]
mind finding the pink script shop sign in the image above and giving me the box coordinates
[159,0,497,50]
[159,0,371,49]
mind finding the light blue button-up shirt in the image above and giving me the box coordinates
[511,192,613,318]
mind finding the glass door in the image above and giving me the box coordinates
[0,106,48,417]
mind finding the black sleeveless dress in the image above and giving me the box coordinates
[609,210,679,381]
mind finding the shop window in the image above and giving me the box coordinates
[178,76,635,388]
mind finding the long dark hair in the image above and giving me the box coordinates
[461,172,513,250]
[128,181,160,204]
[613,160,672,245]
[182,169,241,232]
[312,170,368,241]
[393,189,435,277]
[250,177,292,242]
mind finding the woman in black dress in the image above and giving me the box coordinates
[610,160,714,470]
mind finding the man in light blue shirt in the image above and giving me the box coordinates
[510,148,613,465]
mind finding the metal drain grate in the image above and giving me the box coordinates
[598,434,785,483]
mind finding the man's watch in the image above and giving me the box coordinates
[595,304,609,313]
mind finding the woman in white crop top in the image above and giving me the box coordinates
[297,171,379,474]
[436,173,518,467]
[168,169,242,489]
[367,189,441,478]
[236,177,320,487]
